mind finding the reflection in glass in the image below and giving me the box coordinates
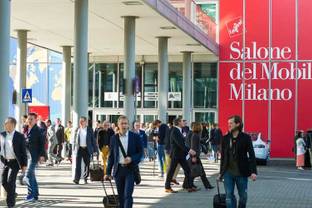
[193,63,217,108]
[169,63,183,108]
[144,63,158,108]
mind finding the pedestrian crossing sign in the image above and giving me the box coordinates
[22,88,32,103]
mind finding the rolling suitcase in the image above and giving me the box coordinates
[102,180,119,208]
[213,179,226,208]
[90,158,104,182]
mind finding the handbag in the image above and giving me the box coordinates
[90,157,104,182]
[188,157,203,178]
[116,135,141,185]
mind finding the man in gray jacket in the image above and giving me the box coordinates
[46,120,58,166]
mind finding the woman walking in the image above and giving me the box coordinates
[296,131,306,170]
[184,122,214,190]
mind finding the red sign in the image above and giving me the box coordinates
[219,0,312,158]
[28,106,50,121]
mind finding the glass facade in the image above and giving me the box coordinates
[193,63,217,109]
[90,61,218,123]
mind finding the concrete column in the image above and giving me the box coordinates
[157,37,169,123]
[0,0,10,130]
[182,51,192,122]
[0,0,10,198]
[123,16,136,125]
[61,46,72,124]
[15,30,28,131]
[73,0,88,128]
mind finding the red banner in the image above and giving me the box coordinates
[219,0,312,158]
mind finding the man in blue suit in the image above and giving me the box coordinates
[72,116,98,184]
[105,115,143,208]
[133,121,148,159]
[1,117,28,208]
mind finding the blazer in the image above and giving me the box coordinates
[169,127,189,159]
[135,130,148,149]
[0,131,28,168]
[220,132,257,177]
[158,124,169,145]
[106,131,143,177]
[26,124,46,161]
[73,126,98,156]
[55,125,65,144]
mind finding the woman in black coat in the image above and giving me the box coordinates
[183,122,214,190]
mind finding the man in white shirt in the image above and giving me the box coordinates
[1,117,28,208]
[105,116,143,208]
[73,116,97,184]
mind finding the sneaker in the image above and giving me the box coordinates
[298,167,304,170]
[25,195,35,202]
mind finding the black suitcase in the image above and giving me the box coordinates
[90,158,104,182]
[102,180,119,208]
[213,179,226,208]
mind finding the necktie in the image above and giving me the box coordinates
[3,135,7,159]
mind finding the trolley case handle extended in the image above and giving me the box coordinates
[102,179,119,207]
[216,178,223,200]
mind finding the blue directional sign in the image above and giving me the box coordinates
[22,88,32,103]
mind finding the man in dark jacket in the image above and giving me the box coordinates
[97,121,114,175]
[24,113,46,202]
[105,116,143,208]
[72,116,98,184]
[54,118,65,161]
[153,120,168,177]
[164,117,196,193]
[210,123,223,162]
[1,117,28,208]
[220,115,257,208]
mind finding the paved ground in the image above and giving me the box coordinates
[0,159,311,208]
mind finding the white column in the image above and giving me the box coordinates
[182,51,192,122]
[73,0,89,128]
[157,37,169,123]
[123,16,136,125]
[15,30,28,131]
[0,0,10,198]
[61,46,72,124]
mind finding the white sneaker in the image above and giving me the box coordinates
[297,167,304,170]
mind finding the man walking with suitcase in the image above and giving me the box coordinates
[105,115,143,208]
[219,115,257,208]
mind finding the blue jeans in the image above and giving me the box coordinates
[25,158,39,198]
[223,171,248,208]
[157,144,165,175]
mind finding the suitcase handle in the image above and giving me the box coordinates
[102,179,118,201]
[216,178,224,200]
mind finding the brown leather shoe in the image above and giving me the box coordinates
[165,188,178,193]
[187,187,199,192]
[171,179,180,185]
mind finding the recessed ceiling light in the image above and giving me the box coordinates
[186,43,201,46]
[122,1,143,6]
[160,26,176,30]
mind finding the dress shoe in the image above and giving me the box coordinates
[187,187,199,192]
[171,179,180,185]
[73,180,79,184]
[84,179,88,184]
[165,188,178,193]
[206,185,215,189]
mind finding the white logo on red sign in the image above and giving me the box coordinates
[226,17,243,37]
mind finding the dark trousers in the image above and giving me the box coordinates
[74,147,90,181]
[165,157,192,189]
[183,158,212,189]
[56,142,63,158]
[2,159,19,207]
[115,165,135,208]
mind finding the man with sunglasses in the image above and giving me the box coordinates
[219,115,257,208]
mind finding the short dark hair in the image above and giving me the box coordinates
[173,117,182,126]
[229,115,243,132]
[97,120,101,124]
[67,120,72,124]
[23,115,28,119]
[152,120,161,126]
[7,117,17,127]
[46,119,51,124]
[28,112,38,119]
[80,116,87,121]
